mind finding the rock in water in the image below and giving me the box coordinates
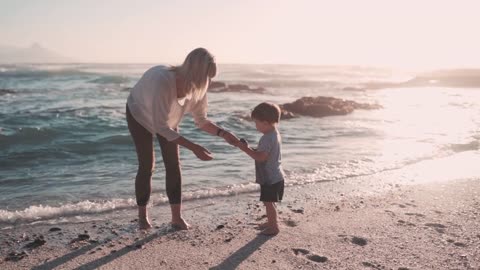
[280,96,382,119]
[208,81,266,93]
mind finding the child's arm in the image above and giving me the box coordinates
[238,139,268,162]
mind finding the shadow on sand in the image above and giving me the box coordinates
[32,224,175,270]
[210,234,271,270]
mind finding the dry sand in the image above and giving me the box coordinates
[1,169,479,270]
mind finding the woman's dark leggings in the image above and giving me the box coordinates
[126,105,182,206]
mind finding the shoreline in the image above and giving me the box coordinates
[1,158,479,269]
[5,149,479,228]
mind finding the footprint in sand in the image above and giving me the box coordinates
[384,210,396,217]
[362,261,386,269]
[291,208,304,214]
[307,255,328,263]
[282,219,298,227]
[424,223,446,233]
[351,236,368,246]
[405,213,426,218]
[392,203,407,208]
[292,248,309,255]
[397,220,416,227]
[292,248,328,263]
[453,242,467,247]
[337,235,369,246]
[424,223,446,228]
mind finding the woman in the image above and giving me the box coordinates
[126,48,239,230]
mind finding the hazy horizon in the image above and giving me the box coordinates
[1,0,480,69]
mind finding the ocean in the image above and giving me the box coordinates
[1,63,479,227]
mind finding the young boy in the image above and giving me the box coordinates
[237,102,285,236]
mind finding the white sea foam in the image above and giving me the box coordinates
[2,148,480,227]
[0,182,261,226]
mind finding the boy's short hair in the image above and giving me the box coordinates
[251,102,281,123]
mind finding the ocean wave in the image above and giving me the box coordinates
[0,68,97,79]
[0,89,16,95]
[365,69,480,89]
[88,75,131,84]
[97,135,131,145]
[0,127,63,147]
[0,199,136,226]
[446,140,480,153]
[231,79,340,89]
[42,105,119,115]
[0,67,131,84]
[0,182,260,225]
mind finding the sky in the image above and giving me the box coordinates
[1,0,480,68]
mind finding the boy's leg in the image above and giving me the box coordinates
[262,202,279,235]
[257,205,270,229]
[257,202,275,229]
[258,181,283,233]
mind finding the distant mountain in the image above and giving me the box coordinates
[0,43,74,63]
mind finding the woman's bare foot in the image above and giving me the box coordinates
[139,218,152,230]
[138,206,152,230]
[171,217,190,230]
[261,226,279,236]
[170,204,190,230]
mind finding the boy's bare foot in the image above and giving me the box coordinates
[261,226,279,236]
[171,217,190,230]
[139,218,152,230]
[256,222,269,230]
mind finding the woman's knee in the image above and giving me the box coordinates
[163,158,180,172]
[138,162,155,176]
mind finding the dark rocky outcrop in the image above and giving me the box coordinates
[342,86,365,92]
[279,96,382,119]
[123,81,265,94]
[208,81,266,93]
[208,81,227,90]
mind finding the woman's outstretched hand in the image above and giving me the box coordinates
[192,144,213,161]
[222,130,240,146]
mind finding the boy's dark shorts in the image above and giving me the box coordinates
[260,181,284,202]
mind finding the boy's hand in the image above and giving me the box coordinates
[237,138,249,150]
[222,130,240,146]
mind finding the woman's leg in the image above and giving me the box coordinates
[157,133,189,229]
[126,105,155,229]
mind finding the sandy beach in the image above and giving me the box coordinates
[1,158,479,270]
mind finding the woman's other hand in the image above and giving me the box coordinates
[192,144,213,161]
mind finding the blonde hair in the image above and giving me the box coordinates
[170,48,217,101]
